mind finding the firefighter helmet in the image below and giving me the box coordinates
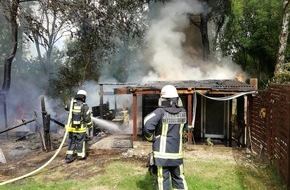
[161,85,178,98]
[77,90,87,96]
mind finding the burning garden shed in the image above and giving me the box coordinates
[110,79,257,147]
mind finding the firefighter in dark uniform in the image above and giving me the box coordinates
[144,85,188,190]
[65,90,93,163]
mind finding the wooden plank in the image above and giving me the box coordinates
[287,101,290,187]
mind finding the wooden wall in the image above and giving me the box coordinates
[250,84,290,188]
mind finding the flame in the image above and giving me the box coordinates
[236,73,245,82]
[17,103,24,118]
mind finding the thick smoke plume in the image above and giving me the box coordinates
[141,0,243,82]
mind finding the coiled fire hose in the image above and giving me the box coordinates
[0,99,73,186]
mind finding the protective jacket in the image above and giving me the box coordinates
[144,106,187,166]
[67,98,92,133]
[65,96,92,163]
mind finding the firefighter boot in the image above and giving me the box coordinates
[77,151,86,160]
[65,154,76,163]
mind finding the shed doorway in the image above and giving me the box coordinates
[202,97,230,140]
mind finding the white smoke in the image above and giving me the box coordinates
[142,0,243,82]
[76,80,132,111]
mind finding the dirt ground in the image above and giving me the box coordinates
[0,133,249,184]
[0,133,146,182]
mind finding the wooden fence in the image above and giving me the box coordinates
[250,84,290,188]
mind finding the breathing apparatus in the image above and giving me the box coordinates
[158,85,183,107]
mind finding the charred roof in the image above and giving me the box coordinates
[112,79,256,95]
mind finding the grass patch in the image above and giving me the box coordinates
[88,161,156,190]
[184,157,286,190]
[0,152,287,190]
[185,159,243,190]
[0,179,80,190]
[235,164,287,190]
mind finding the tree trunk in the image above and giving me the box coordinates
[0,0,19,135]
[274,0,290,76]
[200,12,210,61]
[200,0,210,61]
[1,0,19,94]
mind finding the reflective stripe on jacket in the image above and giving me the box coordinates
[67,99,92,133]
[144,107,186,166]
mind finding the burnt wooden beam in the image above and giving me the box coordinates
[132,94,137,141]
[0,116,36,134]
[41,96,52,151]
[187,93,193,144]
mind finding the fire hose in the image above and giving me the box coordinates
[0,99,74,186]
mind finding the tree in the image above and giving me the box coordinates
[188,0,210,61]
[274,0,290,83]
[1,0,70,95]
[219,0,282,87]
[20,0,75,93]
[0,8,11,75]
[0,0,19,131]
[0,0,55,130]
[0,0,19,95]
[48,0,149,99]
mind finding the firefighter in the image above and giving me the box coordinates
[144,85,188,190]
[65,90,93,163]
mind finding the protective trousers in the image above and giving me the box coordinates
[65,132,87,163]
[156,165,188,190]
